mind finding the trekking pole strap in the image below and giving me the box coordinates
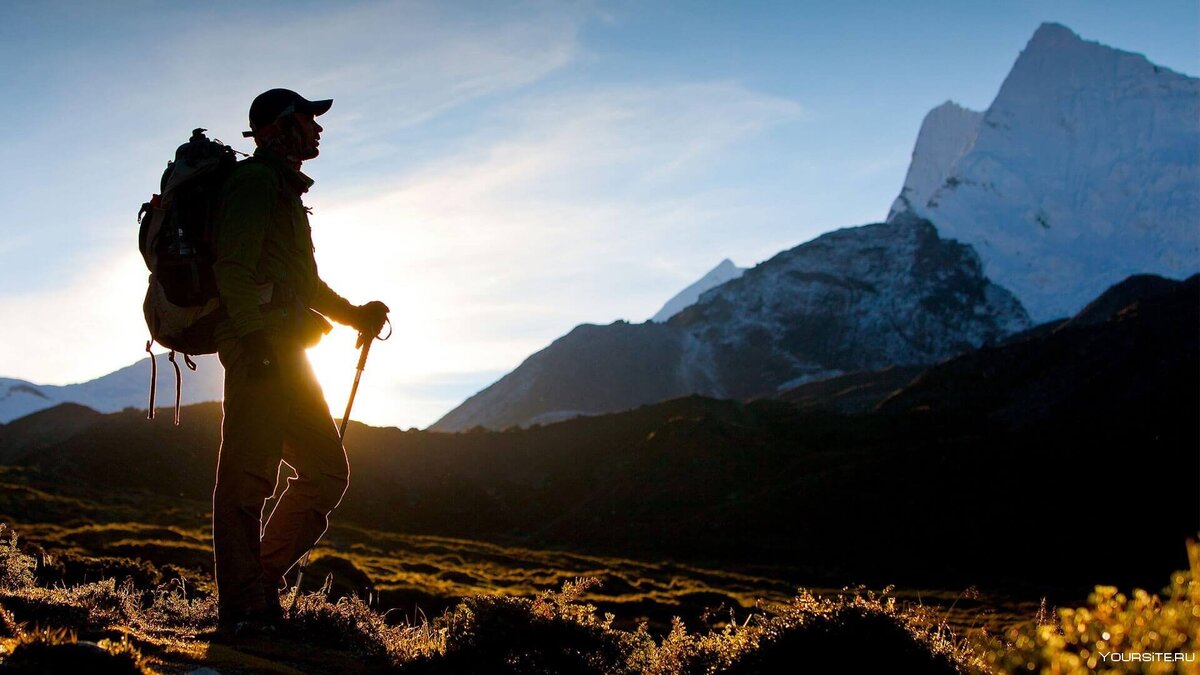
[167,351,183,426]
[145,340,157,420]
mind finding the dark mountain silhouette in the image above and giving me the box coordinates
[1,274,1193,597]
[434,214,1029,431]
[1058,273,1183,329]
[878,274,1198,427]
[773,273,1196,418]
[0,403,104,464]
[772,365,926,415]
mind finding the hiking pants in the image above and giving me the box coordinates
[213,334,349,619]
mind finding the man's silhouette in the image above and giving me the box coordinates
[211,88,388,635]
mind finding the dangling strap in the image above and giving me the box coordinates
[167,350,183,426]
[145,340,157,420]
[184,354,198,371]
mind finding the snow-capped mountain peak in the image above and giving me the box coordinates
[650,258,746,322]
[0,354,223,423]
[892,22,1200,322]
[888,101,982,220]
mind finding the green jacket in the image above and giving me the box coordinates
[212,148,354,344]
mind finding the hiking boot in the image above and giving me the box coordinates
[217,616,279,640]
[215,606,283,641]
[265,584,285,621]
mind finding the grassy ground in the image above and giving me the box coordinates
[0,524,978,674]
[0,524,1195,673]
[1,508,1038,637]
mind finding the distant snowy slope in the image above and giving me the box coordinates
[0,354,223,423]
[893,23,1200,322]
[651,259,745,322]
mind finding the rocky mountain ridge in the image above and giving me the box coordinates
[433,214,1028,431]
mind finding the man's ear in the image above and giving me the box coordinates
[255,118,288,144]
[277,113,302,132]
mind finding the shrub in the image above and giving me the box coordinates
[0,525,36,592]
[984,540,1200,674]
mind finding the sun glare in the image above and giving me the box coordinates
[306,331,362,422]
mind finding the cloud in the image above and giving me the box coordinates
[0,0,593,266]
[301,80,804,427]
[145,0,593,158]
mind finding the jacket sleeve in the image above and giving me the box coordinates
[311,278,356,325]
[212,165,274,338]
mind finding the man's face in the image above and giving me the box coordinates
[292,112,323,161]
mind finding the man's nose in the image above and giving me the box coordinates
[314,121,323,133]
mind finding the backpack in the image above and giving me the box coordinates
[137,128,242,423]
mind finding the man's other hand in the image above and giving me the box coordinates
[241,330,278,379]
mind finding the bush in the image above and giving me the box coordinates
[0,525,36,592]
[984,539,1200,674]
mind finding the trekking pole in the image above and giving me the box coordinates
[287,331,374,617]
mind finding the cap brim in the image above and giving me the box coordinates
[304,99,333,116]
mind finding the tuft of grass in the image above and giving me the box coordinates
[407,577,641,675]
[289,584,443,665]
[0,604,18,639]
[141,578,216,633]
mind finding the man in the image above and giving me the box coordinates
[211,88,388,635]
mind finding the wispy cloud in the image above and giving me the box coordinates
[156,1,593,145]
[302,80,803,426]
[1,1,594,256]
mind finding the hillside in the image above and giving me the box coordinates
[2,275,1193,597]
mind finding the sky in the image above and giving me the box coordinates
[1,0,1197,429]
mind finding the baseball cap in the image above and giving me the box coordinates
[242,88,333,138]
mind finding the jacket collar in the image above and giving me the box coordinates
[253,148,315,194]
